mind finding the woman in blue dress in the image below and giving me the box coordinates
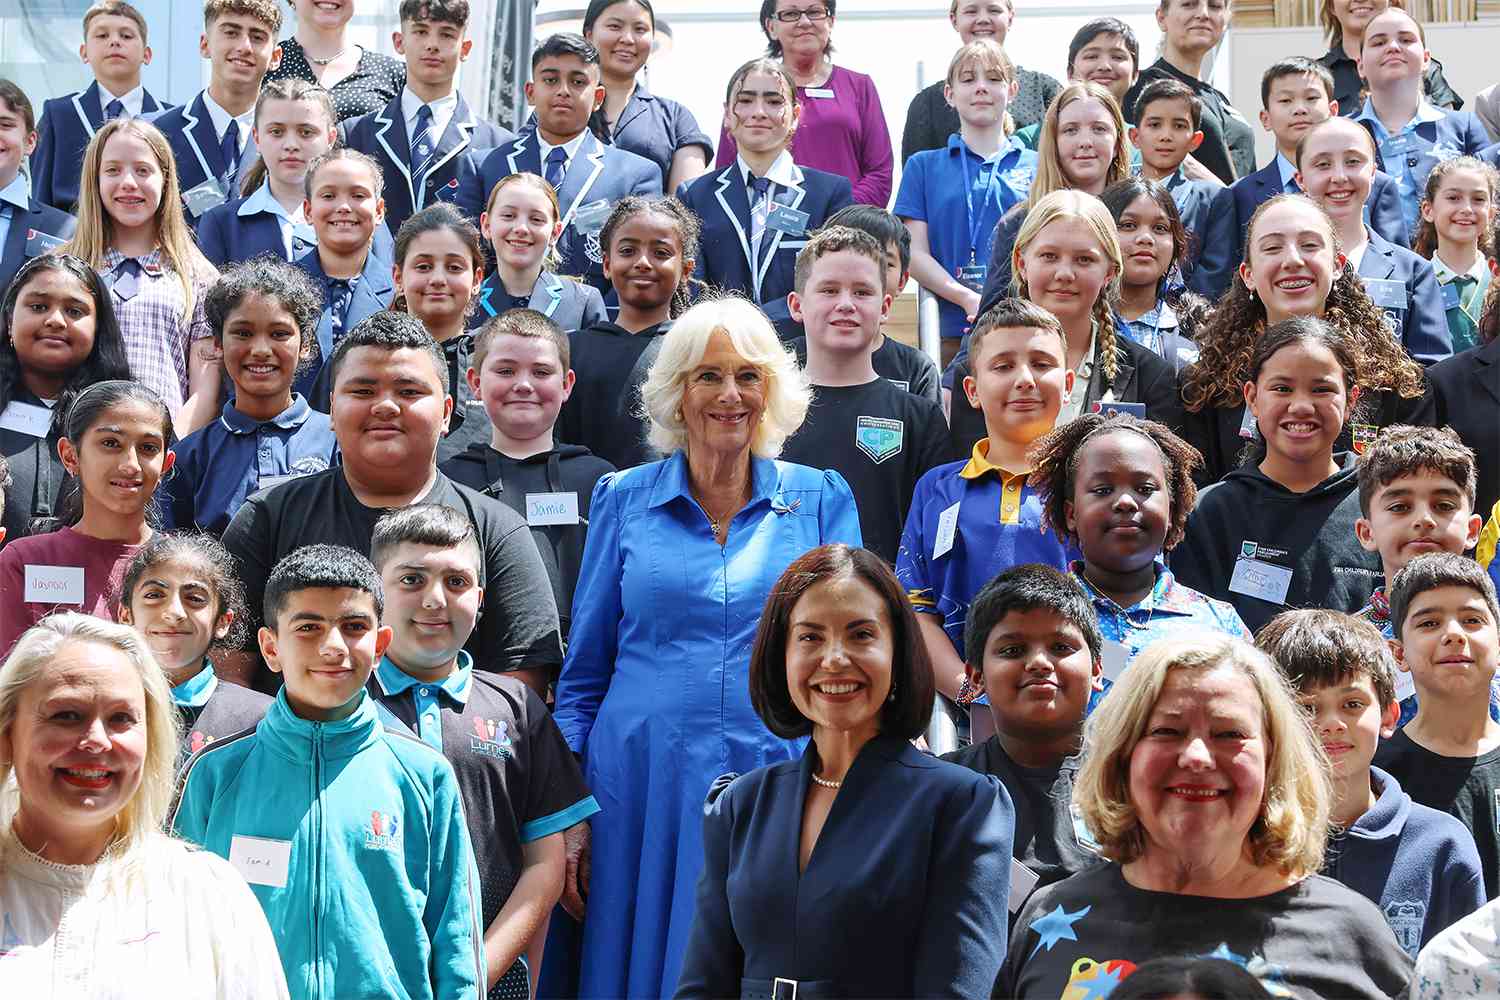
[584,0,714,193]
[551,296,863,999]
[675,543,1015,998]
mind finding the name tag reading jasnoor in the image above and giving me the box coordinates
[24,565,84,605]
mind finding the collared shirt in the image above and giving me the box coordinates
[170,660,220,709]
[736,148,798,192]
[161,392,335,536]
[375,651,474,749]
[1433,252,1491,351]
[0,171,30,258]
[1346,236,1370,273]
[200,90,254,151]
[99,83,146,118]
[536,128,590,180]
[101,246,216,413]
[1355,97,1449,233]
[400,87,459,149]
[1275,151,1301,194]
[237,181,315,261]
[1055,324,1099,427]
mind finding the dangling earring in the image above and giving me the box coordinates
[887,683,897,704]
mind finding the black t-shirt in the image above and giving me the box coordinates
[778,378,951,563]
[789,336,941,404]
[1375,730,1500,900]
[941,738,1101,906]
[557,321,670,470]
[436,332,491,466]
[222,468,563,690]
[178,679,272,761]
[999,864,1413,999]
[440,442,615,641]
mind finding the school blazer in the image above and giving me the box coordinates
[1356,109,1491,185]
[30,81,169,213]
[293,247,396,411]
[1188,164,1410,300]
[458,129,664,291]
[677,163,853,323]
[0,198,77,302]
[144,94,262,226]
[1357,227,1451,366]
[466,270,607,332]
[196,195,396,269]
[342,93,513,238]
[1429,336,1500,516]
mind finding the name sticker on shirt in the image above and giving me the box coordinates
[572,199,612,234]
[182,178,228,216]
[1362,277,1408,310]
[934,500,962,559]
[1100,639,1130,682]
[25,229,67,259]
[527,491,580,526]
[1008,858,1040,913]
[229,835,292,889]
[1393,666,1417,705]
[1442,282,1463,310]
[1238,406,1260,441]
[1228,547,1293,606]
[803,87,836,99]
[0,400,54,438]
[24,564,85,605]
[766,202,810,236]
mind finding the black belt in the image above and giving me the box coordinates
[740,977,838,1000]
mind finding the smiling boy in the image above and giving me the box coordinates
[0,81,78,301]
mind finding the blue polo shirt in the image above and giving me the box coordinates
[162,394,337,536]
[896,438,1074,659]
[894,134,1036,340]
[1355,97,1450,235]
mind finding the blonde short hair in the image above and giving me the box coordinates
[1073,635,1332,879]
[0,615,181,864]
[639,296,810,458]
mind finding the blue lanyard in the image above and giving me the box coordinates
[960,143,1008,266]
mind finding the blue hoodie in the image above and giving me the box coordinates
[170,689,484,1000]
[1322,765,1486,957]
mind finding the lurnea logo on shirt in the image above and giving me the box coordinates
[365,810,401,851]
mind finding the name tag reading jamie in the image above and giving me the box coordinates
[933,500,961,559]
[24,565,85,605]
[229,835,292,888]
[1228,556,1293,605]
[0,400,55,438]
[526,491,580,526]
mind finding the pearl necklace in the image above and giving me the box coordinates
[306,44,353,67]
[810,772,842,789]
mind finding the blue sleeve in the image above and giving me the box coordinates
[30,104,59,211]
[425,762,485,1000]
[1369,174,1412,249]
[673,782,745,999]
[911,775,1014,996]
[1187,184,1239,300]
[670,101,714,157]
[635,159,665,197]
[896,476,936,611]
[892,152,930,222]
[196,207,229,268]
[827,174,854,217]
[578,283,608,330]
[551,474,625,753]
[1404,255,1454,366]
[817,468,864,547]
[454,147,490,221]
[1432,828,1487,947]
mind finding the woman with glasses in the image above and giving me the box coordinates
[714,1,896,207]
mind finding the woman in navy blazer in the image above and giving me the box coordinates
[675,544,1013,1000]
[679,59,853,327]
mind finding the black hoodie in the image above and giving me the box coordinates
[440,441,615,641]
[1171,453,1383,633]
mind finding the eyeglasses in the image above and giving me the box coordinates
[773,6,831,23]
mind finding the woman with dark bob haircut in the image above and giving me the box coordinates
[675,544,1015,998]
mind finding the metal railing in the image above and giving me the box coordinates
[917,286,942,369]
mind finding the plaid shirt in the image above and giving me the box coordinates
[103,247,217,413]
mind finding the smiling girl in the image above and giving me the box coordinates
[0,381,176,652]
[1175,317,1386,632]
[62,119,220,438]
[0,254,132,548]
[1181,195,1429,484]
[1415,156,1499,355]
[471,173,606,333]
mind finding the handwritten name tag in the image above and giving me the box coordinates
[24,565,84,605]
[526,491,579,526]
[933,500,961,559]
[0,400,55,438]
[1229,556,1293,606]
[229,835,292,888]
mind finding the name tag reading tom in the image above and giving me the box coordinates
[0,400,55,438]
[526,491,580,526]
[1228,555,1293,606]
[1362,277,1408,311]
[229,835,292,889]
[24,565,85,605]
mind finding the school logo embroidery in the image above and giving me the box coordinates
[189,730,210,755]
[365,810,401,851]
[1383,900,1426,957]
[471,717,514,760]
[288,455,330,477]
[854,416,904,464]
[1240,542,1257,559]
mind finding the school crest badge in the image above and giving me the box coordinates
[855,416,903,464]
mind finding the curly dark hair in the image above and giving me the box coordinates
[1182,195,1424,412]
[1479,264,1500,345]
[116,531,250,649]
[1027,411,1203,552]
[599,195,703,318]
[1412,156,1498,260]
[1100,176,1209,328]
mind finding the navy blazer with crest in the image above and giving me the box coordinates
[677,162,853,324]
[342,92,513,238]
[144,93,264,226]
[1429,336,1500,516]
[293,246,397,411]
[196,192,396,269]
[1354,106,1491,194]
[31,81,169,213]
[1357,226,1452,366]
[1188,162,1410,300]
[466,270,607,332]
[457,129,664,292]
[0,198,77,303]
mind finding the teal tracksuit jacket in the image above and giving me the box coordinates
[170,689,484,1000]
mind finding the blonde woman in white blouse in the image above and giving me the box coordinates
[0,613,287,999]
